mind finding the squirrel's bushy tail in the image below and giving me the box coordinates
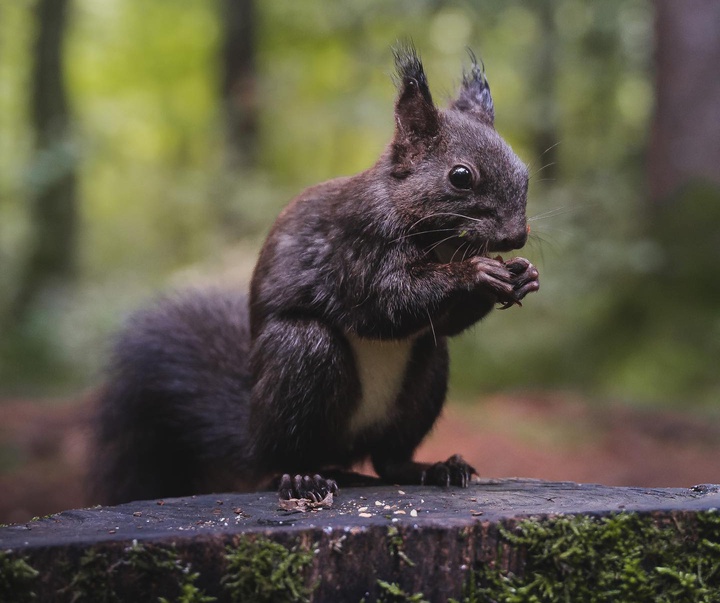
[89,289,254,505]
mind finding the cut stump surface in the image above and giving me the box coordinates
[2,478,719,601]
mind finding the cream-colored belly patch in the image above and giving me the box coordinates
[346,333,415,435]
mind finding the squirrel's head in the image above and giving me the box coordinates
[388,45,529,259]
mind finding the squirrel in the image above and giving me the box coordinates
[90,45,539,505]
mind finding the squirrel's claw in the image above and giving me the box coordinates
[423,454,477,488]
[496,257,539,308]
[278,473,339,501]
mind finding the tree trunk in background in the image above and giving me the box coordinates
[647,0,720,204]
[221,0,258,169]
[13,0,78,321]
[530,0,559,183]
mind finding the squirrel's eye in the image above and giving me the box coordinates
[448,165,473,190]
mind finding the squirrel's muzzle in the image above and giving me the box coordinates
[491,227,528,252]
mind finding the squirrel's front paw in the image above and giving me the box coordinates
[470,256,515,298]
[499,257,539,308]
[422,454,477,488]
[278,473,339,501]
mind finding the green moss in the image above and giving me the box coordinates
[6,510,720,602]
[61,541,214,603]
[387,526,416,568]
[126,542,215,603]
[0,551,39,602]
[463,511,720,603]
[222,536,317,603]
[376,579,428,602]
[62,548,118,603]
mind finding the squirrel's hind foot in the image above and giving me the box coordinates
[278,473,339,501]
[423,454,477,488]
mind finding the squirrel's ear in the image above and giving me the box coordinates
[451,50,494,125]
[391,44,441,176]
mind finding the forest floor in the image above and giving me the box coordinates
[1,392,719,525]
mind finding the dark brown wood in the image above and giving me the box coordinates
[1,479,719,601]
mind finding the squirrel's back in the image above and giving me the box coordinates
[90,289,255,505]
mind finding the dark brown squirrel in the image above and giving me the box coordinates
[90,45,539,505]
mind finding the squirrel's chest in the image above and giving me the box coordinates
[345,334,415,436]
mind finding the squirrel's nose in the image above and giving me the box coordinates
[495,228,527,251]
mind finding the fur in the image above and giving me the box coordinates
[90,45,539,504]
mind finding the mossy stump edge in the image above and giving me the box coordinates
[2,478,719,602]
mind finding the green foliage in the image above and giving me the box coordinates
[451,178,720,406]
[3,0,717,408]
[466,511,720,602]
[586,183,720,404]
[222,536,316,603]
[0,551,39,602]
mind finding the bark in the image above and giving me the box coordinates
[1,480,719,601]
[220,0,258,169]
[530,0,559,182]
[647,0,720,204]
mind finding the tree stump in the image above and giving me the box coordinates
[1,478,719,601]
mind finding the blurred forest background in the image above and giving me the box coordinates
[0,0,719,521]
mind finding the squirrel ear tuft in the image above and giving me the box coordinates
[451,49,494,125]
[391,43,441,176]
[393,42,434,107]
